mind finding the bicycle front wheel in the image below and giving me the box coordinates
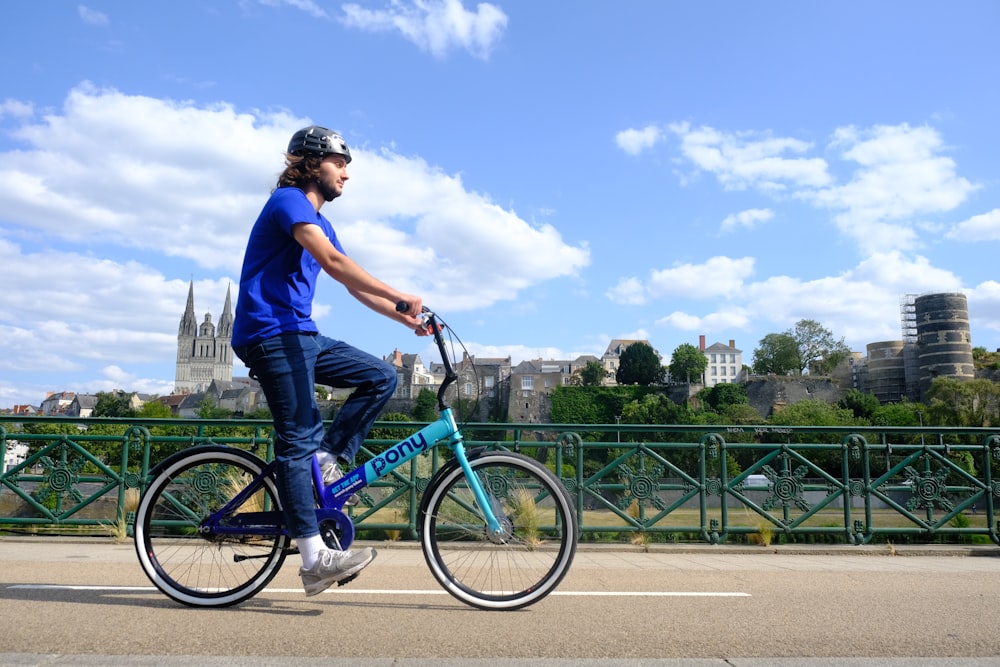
[420,451,577,610]
[134,447,289,607]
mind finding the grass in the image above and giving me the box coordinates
[625,499,649,548]
[580,506,995,530]
[510,488,542,548]
[221,471,266,514]
[100,487,140,544]
[384,509,403,541]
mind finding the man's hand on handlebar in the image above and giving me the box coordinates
[395,297,431,336]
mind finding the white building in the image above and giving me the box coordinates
[699,336,744,387]
[4,440,27,473]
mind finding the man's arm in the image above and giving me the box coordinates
[292,222,426,331]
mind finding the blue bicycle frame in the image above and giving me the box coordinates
[202,308,503,549]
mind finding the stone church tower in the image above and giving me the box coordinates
[174,281,234,393]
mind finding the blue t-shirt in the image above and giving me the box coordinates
[232,187,346,346]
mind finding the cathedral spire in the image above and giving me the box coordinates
[178,280,198,337]
[218,283,234,339]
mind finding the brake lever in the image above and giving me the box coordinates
[396,301,440,334]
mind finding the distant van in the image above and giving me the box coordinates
[744,474,769,488]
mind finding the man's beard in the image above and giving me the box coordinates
[319,181,341,202]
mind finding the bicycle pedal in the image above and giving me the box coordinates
[337,573,359,587]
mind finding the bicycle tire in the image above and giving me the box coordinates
[420,450,577,610]
[133,446,289,607]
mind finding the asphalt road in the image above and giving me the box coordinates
[1,538,999,666]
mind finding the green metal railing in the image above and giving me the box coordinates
[2,416,998,545]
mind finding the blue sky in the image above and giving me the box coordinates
[1,1,999,409]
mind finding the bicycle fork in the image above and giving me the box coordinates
[448,434,505,542]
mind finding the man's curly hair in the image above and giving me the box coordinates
[274,153,324,192]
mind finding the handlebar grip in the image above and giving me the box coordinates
[396,301,431,315]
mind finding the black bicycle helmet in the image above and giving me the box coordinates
[287,125,352,163]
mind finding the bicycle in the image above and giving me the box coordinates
[133,305,577,610]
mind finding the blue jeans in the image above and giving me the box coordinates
[233,333,397,539]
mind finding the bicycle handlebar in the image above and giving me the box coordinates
[396,301,458,411]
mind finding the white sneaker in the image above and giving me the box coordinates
[321,461,360,506]
[299,547,377,597]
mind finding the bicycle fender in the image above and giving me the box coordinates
[416,446,488,522]
[145,444,268,479]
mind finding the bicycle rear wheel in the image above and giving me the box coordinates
[134,446,289,607]
[420,451,577,610]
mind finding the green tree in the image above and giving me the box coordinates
[244,407,272,420]
[699,382,748,412]
[925,377,1000,427]
[93,391,136,418]
[137,400,172,419]
[839,389,881,420]
[368,412,411,441]
[620,393,691,428]
[722,402,763,424]
[870,400,923,427]
[752,333,800,375]
[770,399,861,428]
[789,319,851,375]
[615,342,664,386]
[972,346,1000,370]
[579,360,607,387]
[196,400,231,420]
[411,387,438,422]
[550,386,651,425]
[669,343,709,384]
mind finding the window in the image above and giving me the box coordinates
[464,382,473,395]
[521,376,534,390]
[720,366,726,376]
[485,376,494,388]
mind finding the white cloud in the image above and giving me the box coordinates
[669,121,980,257]
[257,0,329,19]
[605,276,647,305]
[334,151,591,308]
[78,5,109,27]
[669,122,832,191]
[340,0,508,59]
[655,308,752,335]
[0,84,589,406]
[647,256,756,299]
[0,236,222,372]
[743,252,961,345]
[608,256,755,307]
[0,84,588,308]
[720,208,773,233]
[622,251,966,349]
[1,83,290,272]
[807,124,978,254]
[615,125,663,156]
[0,99,34,119]
[946,208,1000,241]
[967,281,1000,336]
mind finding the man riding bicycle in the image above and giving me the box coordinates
[231,125,428,596]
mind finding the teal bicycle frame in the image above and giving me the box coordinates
[316,405,502,532]
[206,308,503,549]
